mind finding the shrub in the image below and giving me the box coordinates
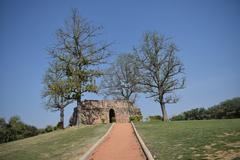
[0,116,40,144]
[38,128,46,134]
[149,115,163,121]
[171,97,240,121]
[55,122,64,130]
[129,115,142,122]
[111,117,116,122]
[171,114,185,121]
[45,125,54,133]
[23,125,38,137]
[101,118,106,124]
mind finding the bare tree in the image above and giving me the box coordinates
[48,9,111,125]
[101,53,142,103]
[135,32,185,121]
[42,61,73,129]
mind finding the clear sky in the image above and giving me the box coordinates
[1,0,240,128]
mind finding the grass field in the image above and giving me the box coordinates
[0,124,110,160]
[135,119,240,160]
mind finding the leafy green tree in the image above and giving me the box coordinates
[208,97,240,119]
[48,9,111,125]
[101,53,142,103]
[42,61,73,129]
[23,125,38,138]
[135,32,185,121]
[0,118,7,143]
[171,97,240,121]
[183,108,208,120]
[0,116,40,143]
[7,116,25,141]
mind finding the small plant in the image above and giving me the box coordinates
[45,125,54,133]
[129,115,142,122]
[111,117,116,123]
[149,115,163,121]
[55,122,64,130]
[101,118,106,124]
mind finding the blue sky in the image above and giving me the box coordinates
[1,0,240,128]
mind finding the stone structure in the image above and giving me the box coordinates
[70,100,142,125]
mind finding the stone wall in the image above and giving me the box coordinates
[70,100,142,125]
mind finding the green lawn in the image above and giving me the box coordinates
[0,124,110,160]
[135,119,240,160]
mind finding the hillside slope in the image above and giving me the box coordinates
[0,124,110,160]
[135,119,240,160]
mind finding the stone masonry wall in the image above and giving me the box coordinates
[70,100,142,125]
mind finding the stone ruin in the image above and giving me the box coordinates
[70,100,142,125]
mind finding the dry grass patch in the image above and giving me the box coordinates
[205,150,240,160]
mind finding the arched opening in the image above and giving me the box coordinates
[109,109,116,123]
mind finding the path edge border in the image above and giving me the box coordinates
[79,123,115,160]
[131,122,154,160]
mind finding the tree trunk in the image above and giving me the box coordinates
[160,103,168,121]
[60,107,64,129]
[77,97,81,127]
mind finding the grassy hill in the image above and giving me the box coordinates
[135,119,240,160]
[0,124,110,160]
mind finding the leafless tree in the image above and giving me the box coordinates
[135,32,185,121]
[101,53,142,103]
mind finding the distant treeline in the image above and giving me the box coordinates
[0,116,59,144]
[171,97,240,121]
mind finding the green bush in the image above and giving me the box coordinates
[55,122,64,130]
[171,97,240,121]
[111,117,116,122]
[45,125,54,133]
[0,116,39,144]
[171,114,185,121]
[129,115,142,122]
[101,118,106,124]
[149,115,163,121]
[0,116,66,144]
[37,128,46,134]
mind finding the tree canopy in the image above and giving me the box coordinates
[171,97,240,121]
[135,32,185,121]
[43,9,111,126]
[42,60,73,128]
[101,53,142,103]
[48,9,111,105]
[0,116,39,144]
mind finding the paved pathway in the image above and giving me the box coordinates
[89,123,146,160]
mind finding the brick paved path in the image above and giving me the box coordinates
[89,123,146,160]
